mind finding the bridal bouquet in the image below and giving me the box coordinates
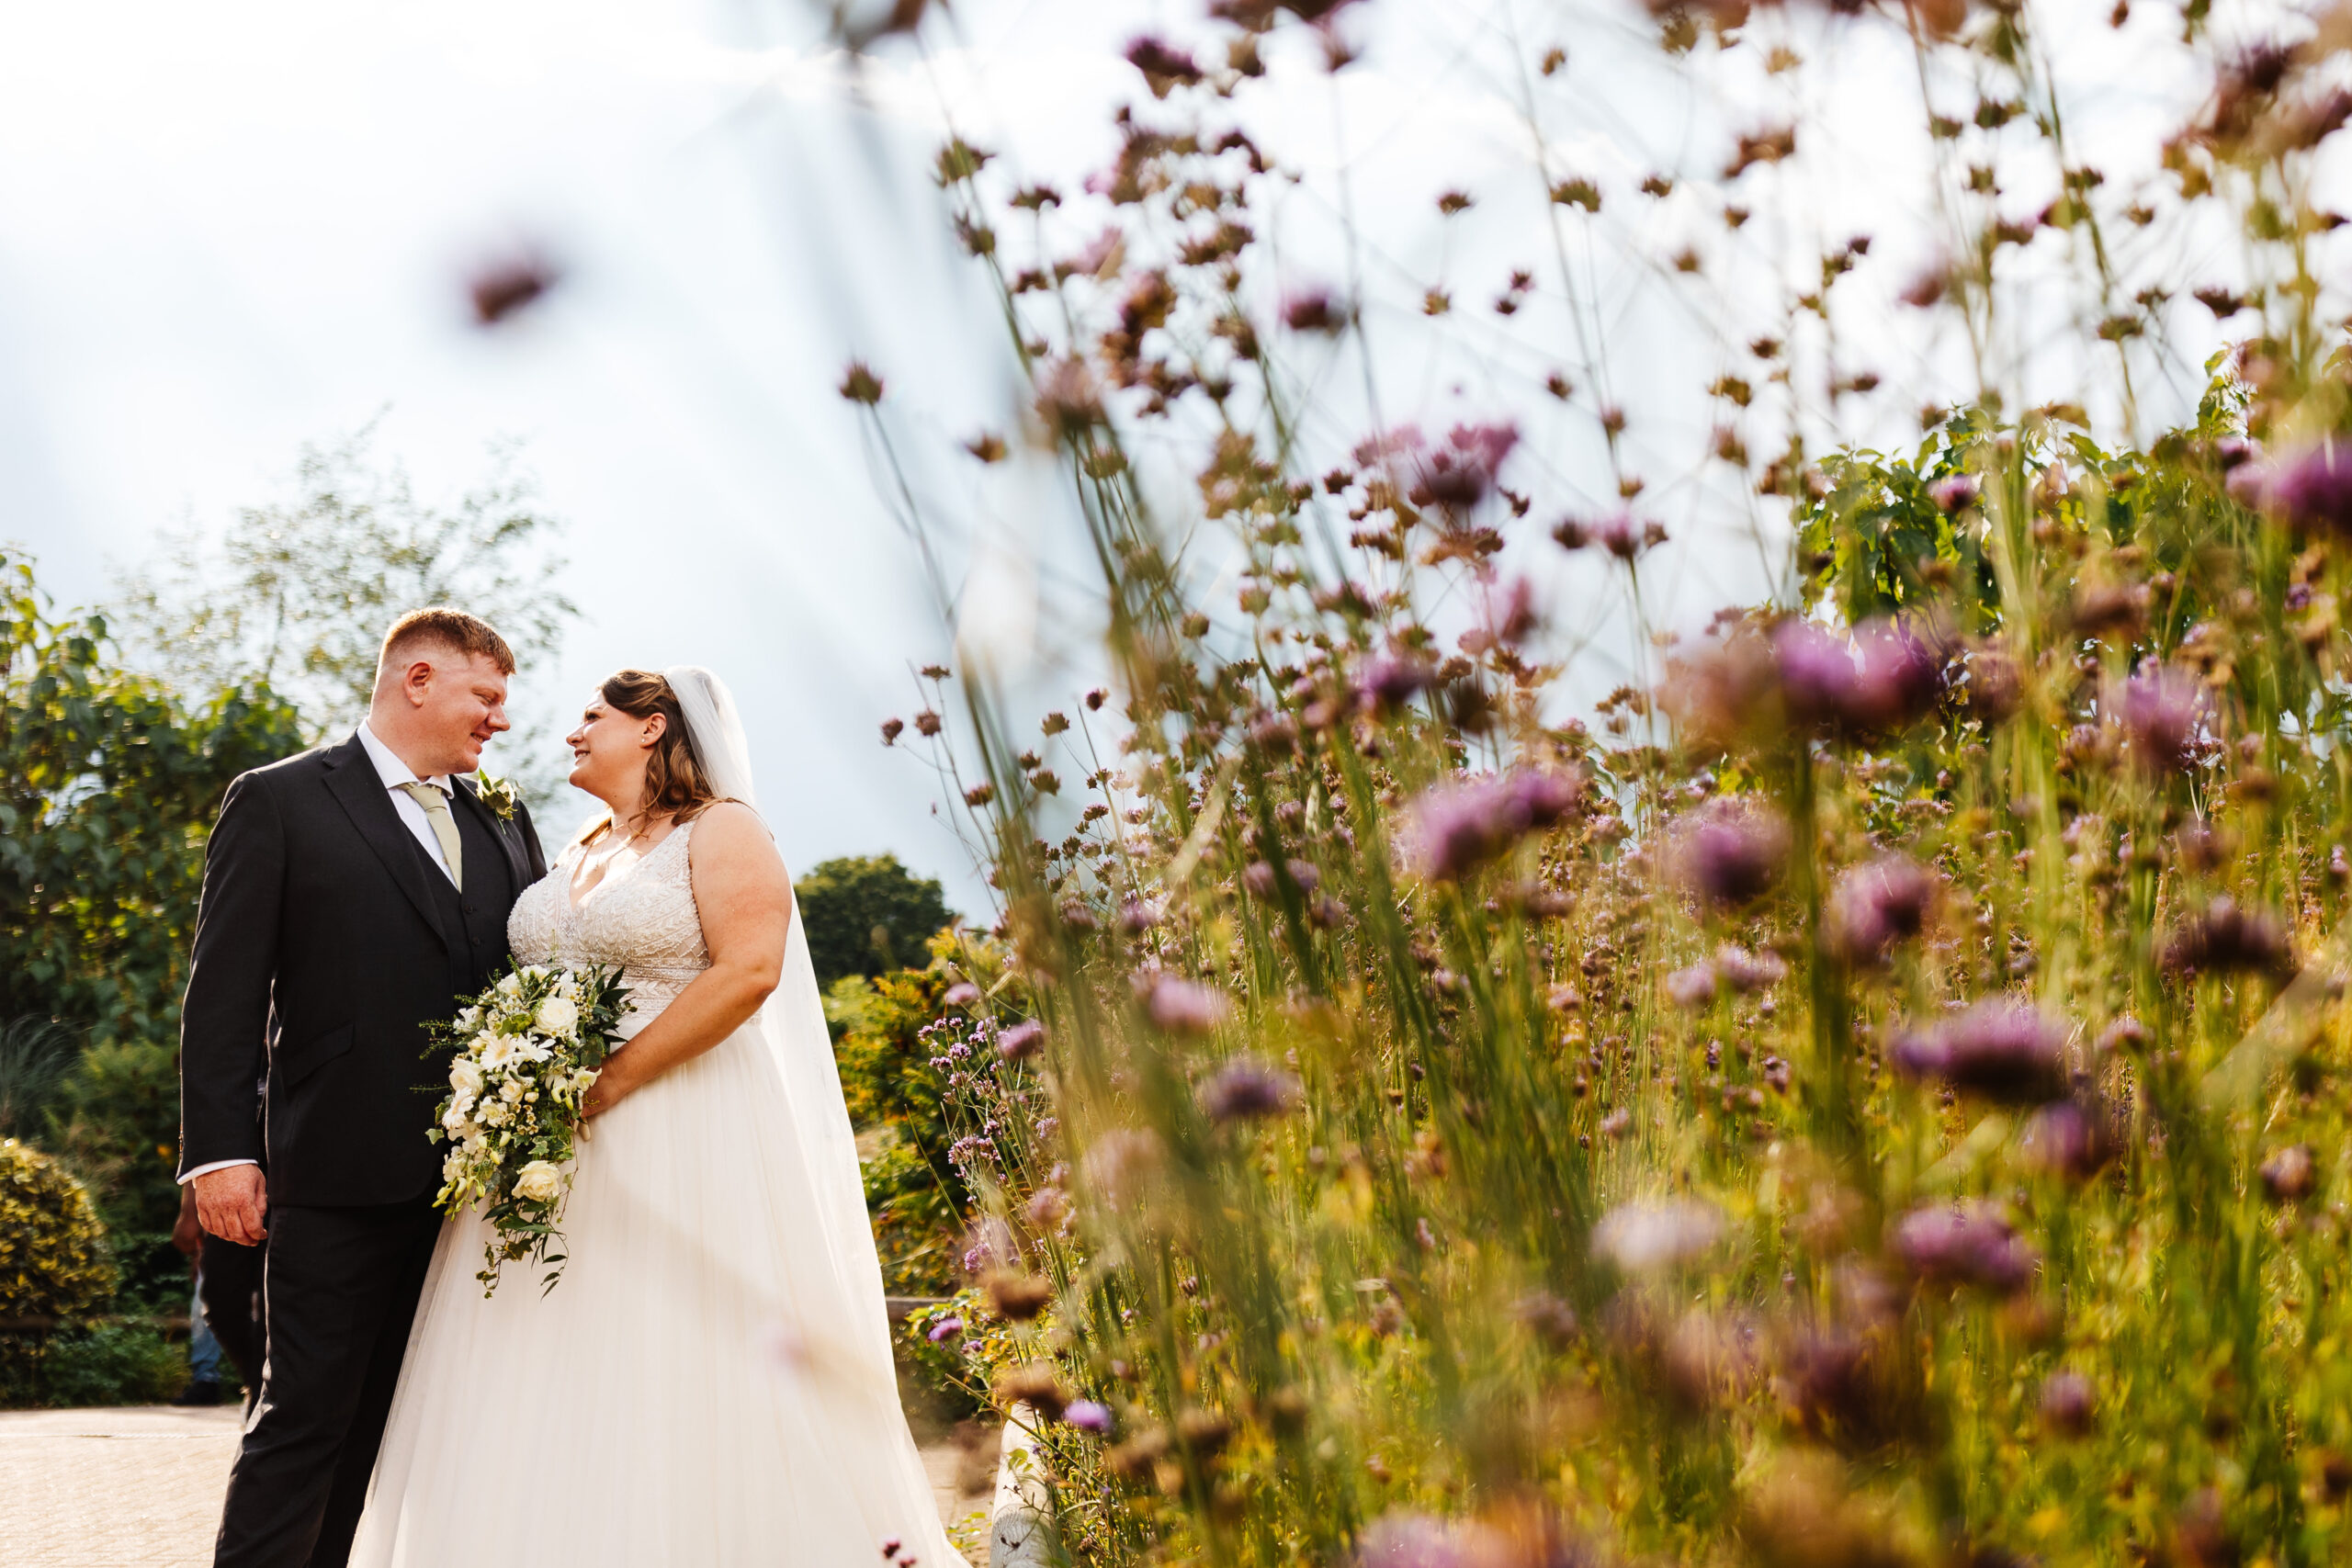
[425,962,629,1295]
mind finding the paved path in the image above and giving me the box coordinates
[0,1405,990,1566]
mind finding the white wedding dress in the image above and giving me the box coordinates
[351,671,965,1567]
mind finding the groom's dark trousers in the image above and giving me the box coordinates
[178,735,543,1568]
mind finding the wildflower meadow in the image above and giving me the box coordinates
[848,1,2352,1563]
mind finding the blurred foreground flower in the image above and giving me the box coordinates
[1672,800,1789,908]
[2159,897,2295,979]
[1139,974,1232,1033]
[1889,999,2066,1104]
[1199,1057,1303,1123]
[1892,1202,2037,1293]
[1401,767,1582,881]
[2114,664,2211,774]
[1592,1199,1724,1273]
[2256,441,2352,533]
[1826,854,1935,964]
[467,251,560,326]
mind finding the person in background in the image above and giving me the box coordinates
[175,1036,270,1411]
[171,1187,223,1407]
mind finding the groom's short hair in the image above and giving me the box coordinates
[376,608,516,687]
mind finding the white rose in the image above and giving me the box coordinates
[513,1161,561,1204]
[496,973,522,997]
[448,1060,483,1097]
[499,1077,527,1104]
[535,996,579,1036]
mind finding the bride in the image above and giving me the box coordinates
[351,667,966,1566]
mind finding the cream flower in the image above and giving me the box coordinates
[448,1060,483,1098]
[513,1161,561,1204]
[499,1077,528,1105]
[535,995,580,1036]
[480,1099,512,1128]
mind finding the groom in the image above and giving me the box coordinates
[178,608,548,1568]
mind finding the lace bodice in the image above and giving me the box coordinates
[509,818,709,1037]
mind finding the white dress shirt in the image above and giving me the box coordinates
[356,720,459,884]
[182,724,460,1187]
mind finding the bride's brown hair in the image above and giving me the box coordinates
[603,669,724,823]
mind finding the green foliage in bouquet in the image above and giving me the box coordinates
[425,963,630,1295]
[835,1,2352,1563]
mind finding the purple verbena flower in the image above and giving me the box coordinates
[1888,998,2066,1104]
[2159,896,2295,979]
[1890,1201,2036,1293]
[2260,1143,2317,1201]
[1062,1400,1114,1434]
[926,1316,964,1344]
[997,1021,1046,1061]
[1928,473,1982,513]
[1672,800,1790,909]
[1665,963,1720,1009]
[1826,854,1936,964]
[1282,287,1348,333]
[1199,1057,1304,1123]
[1140,974,1232,1033]
[1713,942,1787,992]
[943,982,981,1008]
[2018,1098,2117,1181]
[2115,663,2211,773]
[1846,618,1943,731]
[1401,768,1583,882]
[1772,621,1860,733]
[2040,1371,2095,1436]
[2263,441,2352,533]
[1355,652,1435,713]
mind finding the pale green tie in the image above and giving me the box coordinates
[395,781,463,892]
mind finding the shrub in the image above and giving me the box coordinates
[21,1325,187,1409]
[0,1138,115,1319]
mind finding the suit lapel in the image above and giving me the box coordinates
[450,774,527,899]
[321,735,449,948]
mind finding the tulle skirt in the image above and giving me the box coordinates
[349,1021,963,1567]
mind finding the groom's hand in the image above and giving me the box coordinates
[193,1165,269,1246]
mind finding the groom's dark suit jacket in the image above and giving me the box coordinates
[178,733,548,1208]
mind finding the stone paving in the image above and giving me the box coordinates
[0,1405,989,1567]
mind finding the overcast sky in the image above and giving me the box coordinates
[0,0,2285,910]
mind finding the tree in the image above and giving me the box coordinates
[796,853,956,987]
[0,547,304,1302]
[111,422,577,797]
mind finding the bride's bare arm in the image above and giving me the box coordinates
[582,801,791,1117]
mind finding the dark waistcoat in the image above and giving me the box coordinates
[412,795,519,1011]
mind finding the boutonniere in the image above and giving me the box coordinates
[474,771,519,823]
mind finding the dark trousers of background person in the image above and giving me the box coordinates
[198,1231,268,1403]
[213,1199,440,1568]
